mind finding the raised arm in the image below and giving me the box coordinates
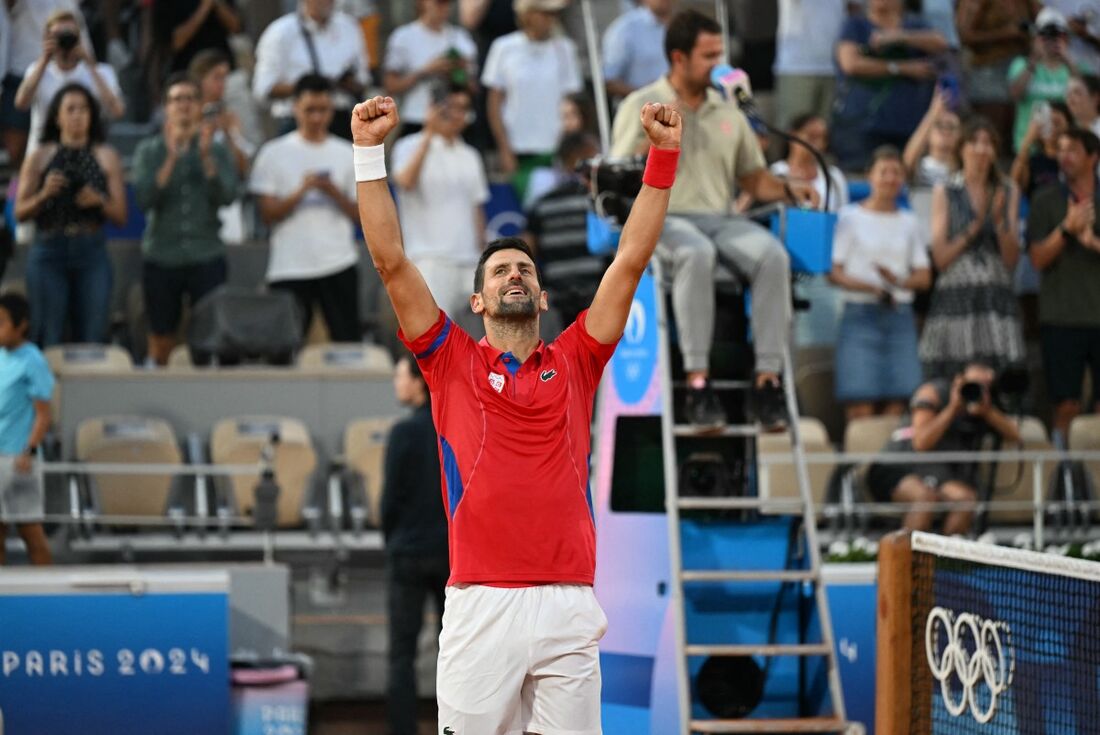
[352,96,440,341]
[586,103,681,344]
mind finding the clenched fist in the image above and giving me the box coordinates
[641,102,681,151]
[351,96,400,147]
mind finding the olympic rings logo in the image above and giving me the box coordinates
[924,606,1015,724]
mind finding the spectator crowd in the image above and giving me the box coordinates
[0,0,1098,517]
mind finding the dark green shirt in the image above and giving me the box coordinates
[130,135,239,267]
[1026,180,1100,327]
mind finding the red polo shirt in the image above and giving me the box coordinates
[399,309,617,586]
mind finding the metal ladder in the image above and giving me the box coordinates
[656,279,849,734]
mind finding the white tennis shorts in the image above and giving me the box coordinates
[436,583,607,735]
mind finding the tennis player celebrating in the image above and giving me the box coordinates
[353,95,680,734]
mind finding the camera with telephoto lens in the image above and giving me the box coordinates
[956,367,1030,438]
[56,30,79,52]
[960,381,986,405]
[577,155,645,226]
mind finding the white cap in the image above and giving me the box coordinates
[1035,7,1069,33]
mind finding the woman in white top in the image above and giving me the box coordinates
[481,0,582,202]
[829,146,932,422]
[902,88,961,187]
[769,113,849,213]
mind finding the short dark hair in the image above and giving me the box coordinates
[293,73,334,98]
[473,238,542,293]
[397,351,425,385]
[557,131,598,169]
[41,83,104,144]
[1061,127,1100,157]
[664,9,722,64]
[1049,100,1072,126]
[163,71,199,102]
[0,292,30,330]
[788,112,823,134]
[1074,72,1100,99]
[869,144,903,170]
[188,48,231,83]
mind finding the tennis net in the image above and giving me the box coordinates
[877,531,1100,734]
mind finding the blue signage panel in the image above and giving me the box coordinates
[612,270,659,406]
[0,591,230,734]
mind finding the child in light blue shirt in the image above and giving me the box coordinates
[0,293,55,565]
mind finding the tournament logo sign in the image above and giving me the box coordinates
[612,271,658,406]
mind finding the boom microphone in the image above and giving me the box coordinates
[710,64,754,109]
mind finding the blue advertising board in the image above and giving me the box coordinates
[0,568,230,735]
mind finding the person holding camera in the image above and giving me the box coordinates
[250,75,361,344]
[253,0,371,140]
[1008,8,1076,152]
[1011,99,1071,200]
[14,10,125,160]
[867,362,1021,534]
[384,0,478,139]
[392,85,489,318]
[1027,127,1100,442]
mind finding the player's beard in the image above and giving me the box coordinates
[492,286,538,319]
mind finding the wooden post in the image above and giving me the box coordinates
[876,530,913,735]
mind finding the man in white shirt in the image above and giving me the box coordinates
[253,0,371,139]
[250,74,362,342]
[14,10,125,160]
[773,0,849,128]
[384,0,478,137]
[392,85,490,317]
[602,0,676,100]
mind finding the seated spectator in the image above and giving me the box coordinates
[482,0,582,202]
[14,10,125,159]
[253,0,371,139]
[774,0,849,129]
[612,10,820,431]
[829,147,931,422]
[1009,8,1076,151]
[920,119,1026,379]
[866,362,1021,533]
[2,0,86,167]
[131,73,239,366]
[1065,71,1100,135]
[833,0,947,171]
[602,0,675,101]
[769,113,849,213]
[903,89,962,186]
[523,132,603,325]
[153,0,242,75]
[1027,128,1100,442]
[250,75,361,344]
[0,292,55,566]
[14,84,125,347]
[1010,99,1070,198]
[956,0,1038,149]
[190,49,254,244]
[392,85,489,317]
[384,0,478,139]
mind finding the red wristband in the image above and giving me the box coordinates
[642,146,679,189]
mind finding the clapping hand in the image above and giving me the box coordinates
[40,171,68,200]
[75,185,106,209]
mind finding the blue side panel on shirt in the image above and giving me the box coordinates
[439,435,464,519]
[417,318,452,360]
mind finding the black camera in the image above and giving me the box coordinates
[578,155,645,226]
[56,30,79,52]
[960,381,986,405]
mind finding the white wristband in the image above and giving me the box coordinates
[353,144,386,182]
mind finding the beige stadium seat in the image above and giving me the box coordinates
[166,344,194,371]
[211,416,318,527]
[843,415,903,500]
[45,344,133,374]
[989,417,1054,524]
[297,343,394,372]
[75,416,182,520]
[344,416,400,526]
[1069,415,1100,505]
[757,417,836,513]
